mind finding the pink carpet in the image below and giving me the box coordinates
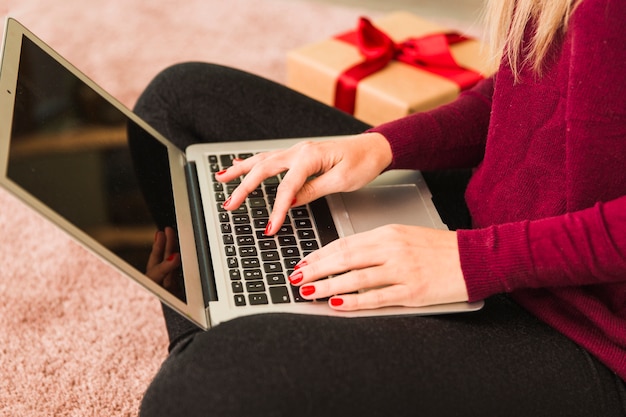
[0,1,381,415]
[0,1,468,415]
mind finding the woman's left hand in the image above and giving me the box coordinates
[289,224,469,310]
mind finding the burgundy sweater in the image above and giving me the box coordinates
[370,0,626,379]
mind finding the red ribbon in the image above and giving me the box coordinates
[333,17,484,115]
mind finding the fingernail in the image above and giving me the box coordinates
[301,285,315,296]
[223,196,232,209]
[291,198,297,207]
[294,260,307,270]
[330,297,344,307]
[216,169,227,176]
[264,221,273,236]
[289,271,303,285]
[167,254,177,262]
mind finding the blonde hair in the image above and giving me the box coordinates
[483,0,582,78]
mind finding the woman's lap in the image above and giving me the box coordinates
[135,62,626,417]
[140,295,624,417]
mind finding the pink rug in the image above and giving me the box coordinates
[0,1,380,415]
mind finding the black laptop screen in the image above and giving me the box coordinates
[8,35,186,302]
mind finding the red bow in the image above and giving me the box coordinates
[334,17,484,115]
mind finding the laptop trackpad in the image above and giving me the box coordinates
[340,185,439,233]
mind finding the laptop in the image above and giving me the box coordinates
[0,18,483,329]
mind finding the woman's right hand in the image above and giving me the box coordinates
[146,227,181,291]
[216,132,393,234]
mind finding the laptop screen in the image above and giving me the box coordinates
[7,35,186,302]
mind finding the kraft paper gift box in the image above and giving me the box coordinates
[286,11,493,126]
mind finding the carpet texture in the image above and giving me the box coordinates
[0,1,470,415]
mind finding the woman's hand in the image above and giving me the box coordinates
[216,132,392,234]
[289,224,469,311]
[146,227,181,291]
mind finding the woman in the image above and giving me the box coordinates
[139,0,626,415]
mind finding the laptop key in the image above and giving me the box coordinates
[237,236,255,246]
[232,281,244,293]
[251,208,269,218]
[259,240,277,250]
[294,219,313,229]
[301,240,319,251]
[278,236,297,246]
[261,251,280,261]
[281,247,300,258]
[249,293,269,305]
[270,286,291,304]
[234,294,246,306]
[254,218,269,229]
[291,207,309,218]
[263,262,283,274]
[241,258,260,269]
[297,229,315,240]
[246,281,266,293]
[232,214,250,224]
[220,154,235,167]
[249,198,267,208]
[243,269,263,280]
[277,225,294,235]
[284,258,299,270]
[266,274,286,285]
[225,245,236,257]
[239,247,257,257]
[235,225,253,235]
[249,188,264,199]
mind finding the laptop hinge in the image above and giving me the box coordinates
[184,161,218,305]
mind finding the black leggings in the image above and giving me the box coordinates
[135,63,626,417]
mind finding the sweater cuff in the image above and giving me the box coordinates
[366,112,441,171]
[457,222,534,302]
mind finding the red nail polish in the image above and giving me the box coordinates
[330,298,344,307]
[291,198,297,207]
[264,221,273,236]
[294,260,307,270]
[223,196,232,209]
[216,169,227,176]
[301,285,315,296]
[289,271,303,285]
[167,254,177,262]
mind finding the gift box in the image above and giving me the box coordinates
[287,12,493,126]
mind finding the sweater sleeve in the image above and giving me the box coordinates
[458,195,626,302]
[367,76,493,171]
[458,0,626,301]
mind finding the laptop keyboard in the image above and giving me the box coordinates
[209,153,334,307]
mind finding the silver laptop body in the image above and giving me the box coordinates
[0,18,483,329]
